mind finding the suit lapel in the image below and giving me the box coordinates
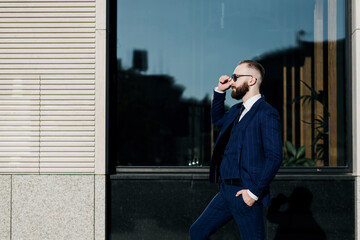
[219,104,242,134]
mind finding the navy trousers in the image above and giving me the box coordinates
[190,183,265,240]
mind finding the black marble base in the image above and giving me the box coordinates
[109,174,354,240]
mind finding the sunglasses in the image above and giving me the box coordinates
[231,74,255,82]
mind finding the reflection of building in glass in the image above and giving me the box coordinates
[110,52,212,167]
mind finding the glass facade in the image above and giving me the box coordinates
[110,0,348,167]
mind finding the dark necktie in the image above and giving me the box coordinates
[236,104,246,123]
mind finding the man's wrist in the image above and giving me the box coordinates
[214,87,225,93]
[247,190,258,201]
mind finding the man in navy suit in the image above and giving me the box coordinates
[190,60,283,240]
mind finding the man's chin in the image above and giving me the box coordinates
[231,91,242,100]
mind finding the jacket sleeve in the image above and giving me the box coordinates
[211,90,227,127]
[249,108,283,198]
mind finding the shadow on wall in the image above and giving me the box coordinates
[267,187,326,240]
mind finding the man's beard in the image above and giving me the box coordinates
[231,82,249,100]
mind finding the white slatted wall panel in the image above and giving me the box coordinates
[0,0,96,173]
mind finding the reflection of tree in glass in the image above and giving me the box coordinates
[282,141,315,166]
[292,81,329,164]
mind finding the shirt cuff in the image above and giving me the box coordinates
[247,190,258,201]
[214,87,225,93]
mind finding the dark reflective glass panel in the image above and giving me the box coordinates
[111,0,347,167]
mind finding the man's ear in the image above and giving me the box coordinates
[249,77,257,86]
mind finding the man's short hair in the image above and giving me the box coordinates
[238,60,265,81]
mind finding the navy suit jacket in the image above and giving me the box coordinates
[209,91,282,206]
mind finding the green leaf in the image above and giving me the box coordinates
[296,146,306,159]
[285,141,296,156]
[295,158,306,164]
[288,157,296,163]
[311,134,322,146]
[300,80,318,96]
[306,159,316,166]
[303,161,310,167]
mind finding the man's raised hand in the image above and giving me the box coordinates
[218,75,233,92]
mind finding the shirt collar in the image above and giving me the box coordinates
[243,94,262,111]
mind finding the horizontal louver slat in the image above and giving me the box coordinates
[0,3,95,7]
[0,14,95,19]
[0,8,95,13]
[39,168,95,173]
[0,137,39,141]
[0,0,95,2]
[0,168,40,173]
[0,59,95,63]
[40,163,95,168]
[0,18,95,23]
[0,157,38,162]
[40,157,95,162]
